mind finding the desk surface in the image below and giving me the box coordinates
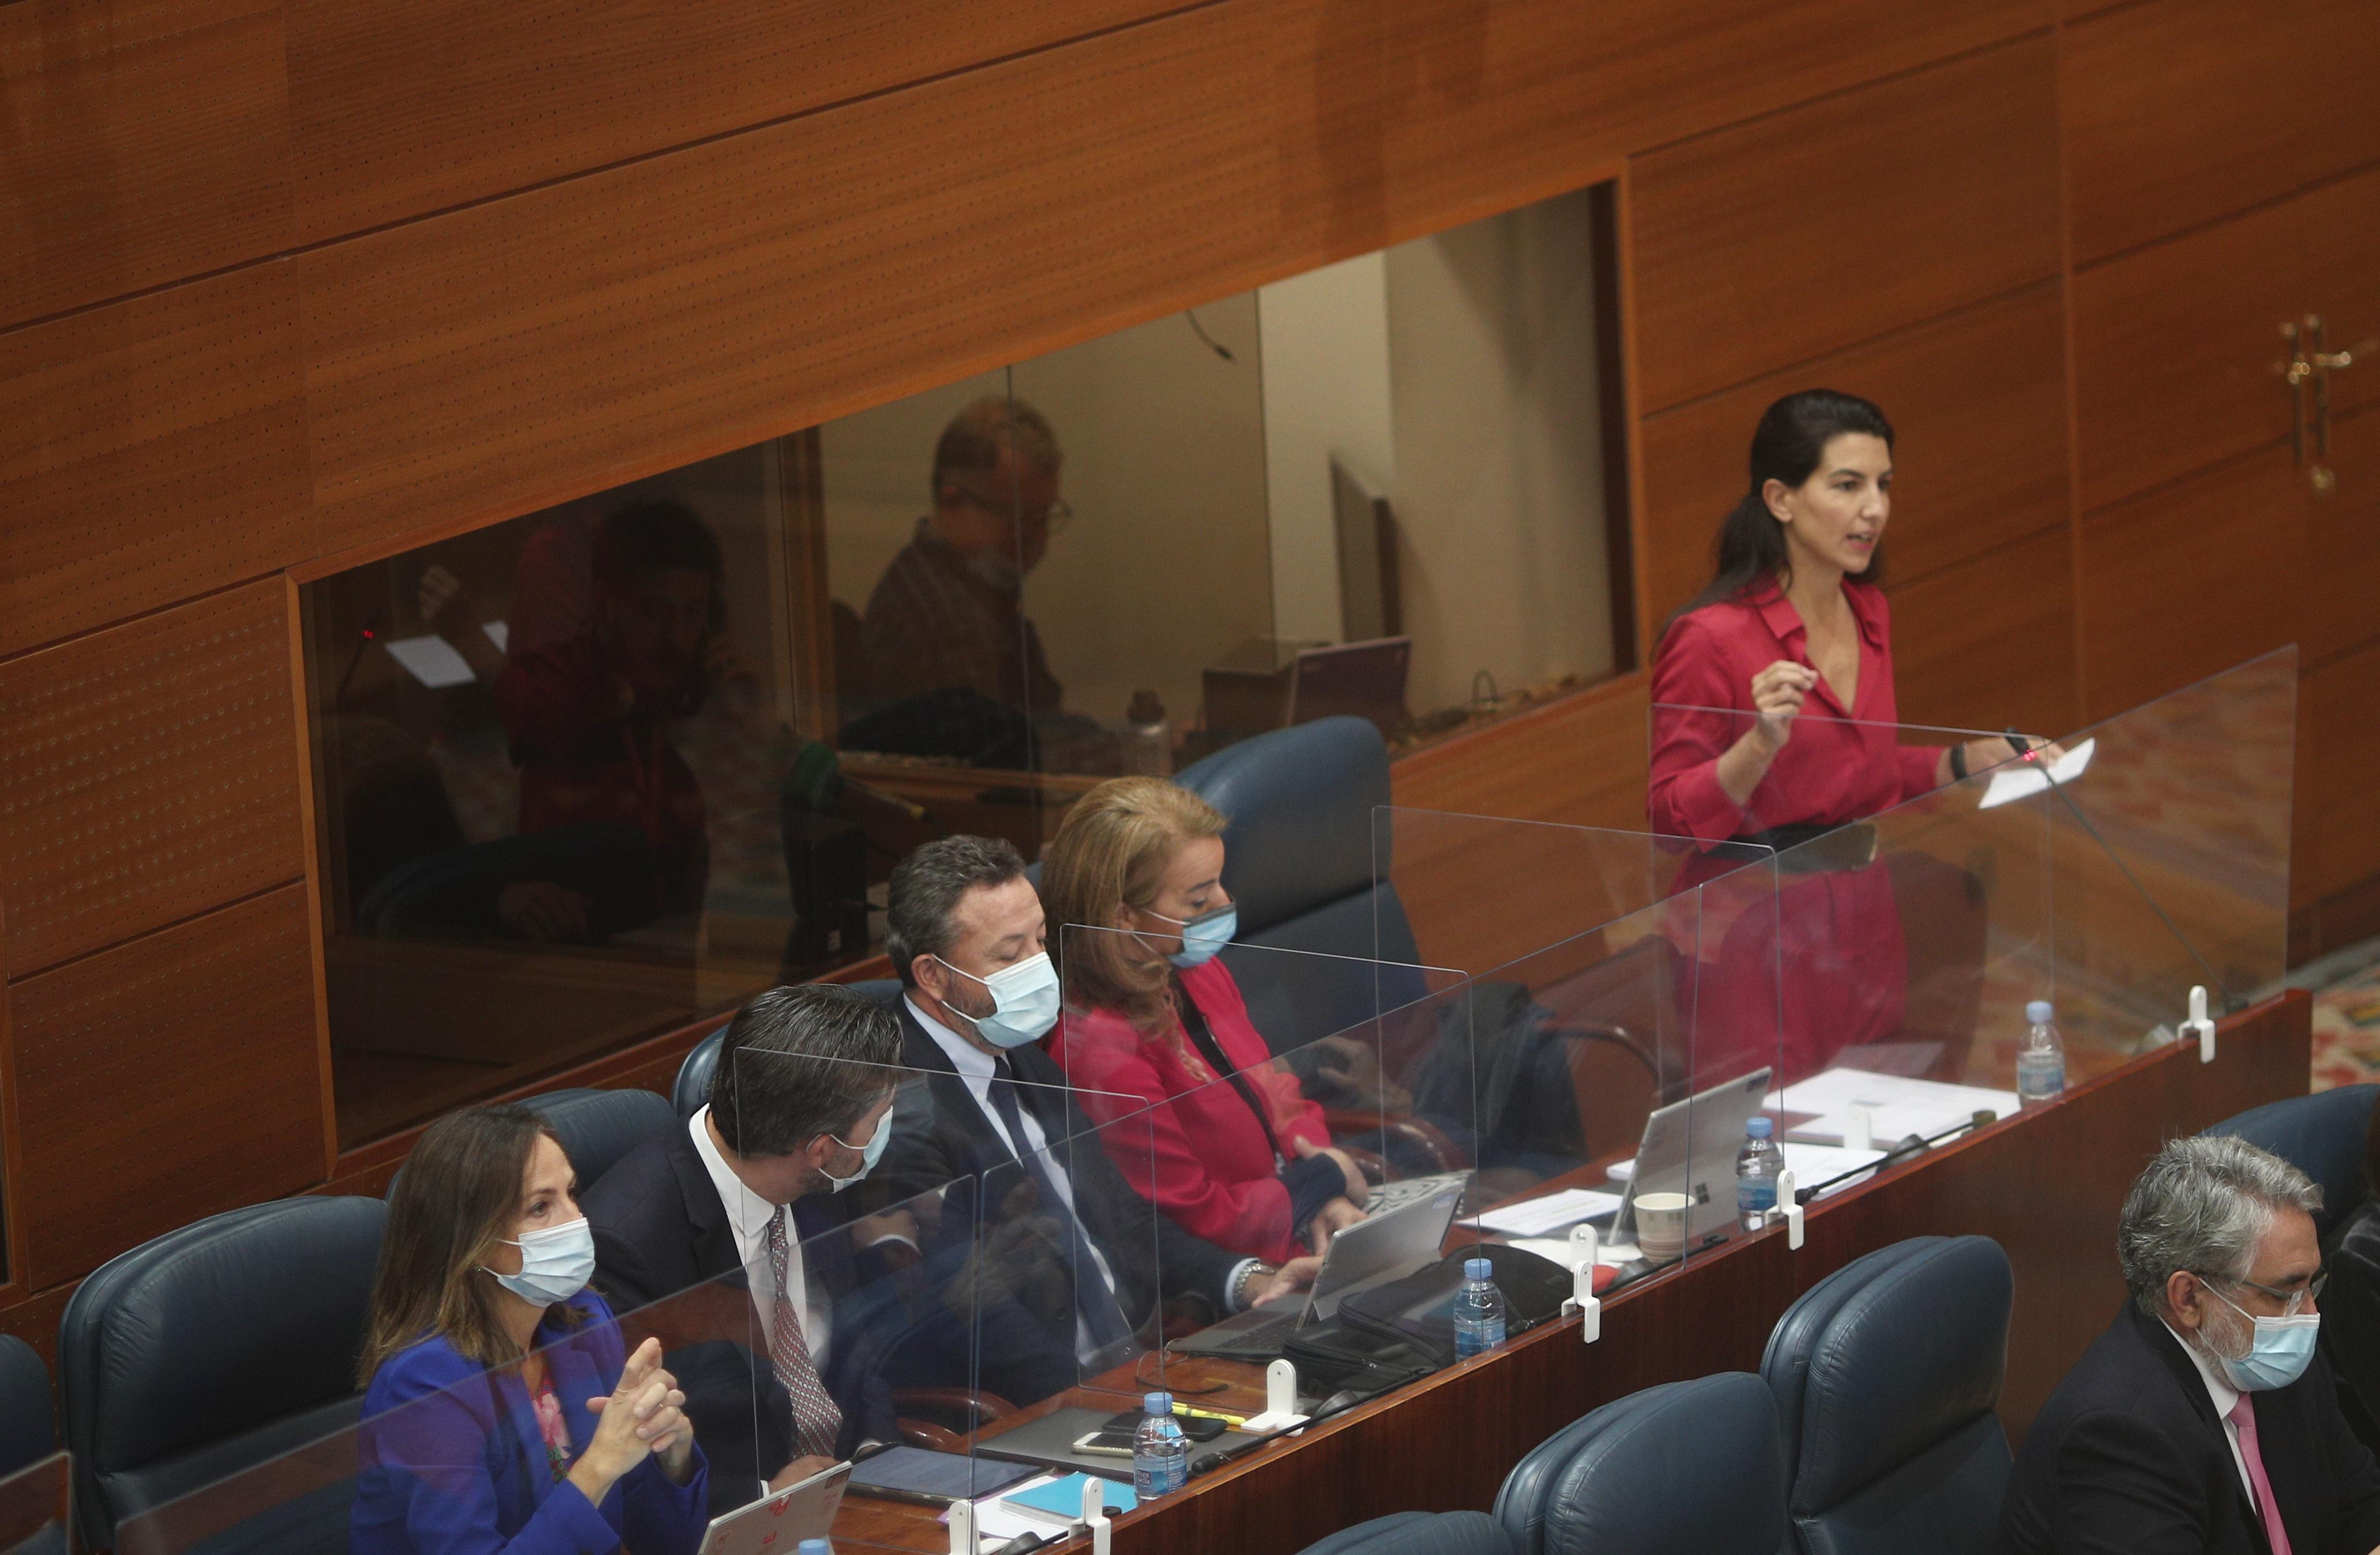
[819,990,2309,1555]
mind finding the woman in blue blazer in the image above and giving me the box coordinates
[353,1104,709,1555]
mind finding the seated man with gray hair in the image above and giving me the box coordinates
[1999,1133,2380,1554]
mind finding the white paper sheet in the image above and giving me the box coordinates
[1464,1188,1625,1237]
[381,634,476,689]
[1767,1068,2021,1147]
[1977,737,2095,810]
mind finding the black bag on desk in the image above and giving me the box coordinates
[1336,1243,1574,1366]
[1280,1318,1438,1398]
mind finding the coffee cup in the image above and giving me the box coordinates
[1634,1192,1691,1261]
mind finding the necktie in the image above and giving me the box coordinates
[762,1210,843,1460]
[983,1062,1136,1353]
[2226,1394,2294,1555]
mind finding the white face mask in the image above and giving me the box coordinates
[2206,1283,2322,1392]
[935,951,1061,1048]
[485,1217,595,1306]
[821,1108,894,1192]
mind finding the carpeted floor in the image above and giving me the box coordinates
[2310,944,2380,1091]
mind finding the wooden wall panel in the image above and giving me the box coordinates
[0,0,292,329]
[11,885,323,1288]
[1637,284,2071,633]
[0,264,312,657]
[2299,641,2380,906]
[0,583,304,977]
[2070,163,2380,513]
[1390,675,1652,835]
[284,0,1187,243]
[2301,406,2380,667]
[2062,0,2380,266]
[1627,35,2062,414]
[1888,529,2080,737]
[296,4,1276,561]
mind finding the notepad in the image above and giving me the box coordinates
[1977,737,2095,810]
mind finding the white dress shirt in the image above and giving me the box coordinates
[689,1105,830,1362]
[2161,1318,2255,1507]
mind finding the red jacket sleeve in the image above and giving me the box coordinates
[1648,611,1755,848]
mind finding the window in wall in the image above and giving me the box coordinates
[305,179,1629,1148]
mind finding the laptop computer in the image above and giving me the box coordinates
[694,1460,850,1555]
[1167,1180,1464,1361]
[1366,1169,1469,1218]
[1610,1067,1773,1252]
[1287,637,1411,739]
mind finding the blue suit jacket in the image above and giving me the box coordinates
[352,1292,710,1555]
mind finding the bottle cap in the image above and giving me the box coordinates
[1746,1115,1774,1139]
[1464,1257,1492,1279]
[796,1542,831,1555]
[2026,1000,2055,1024]
[1144,1391,1172,1414]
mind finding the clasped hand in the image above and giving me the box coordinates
[570,1338,695,1499]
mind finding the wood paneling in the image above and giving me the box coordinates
[0,264,312,657]
[2300,406,2380,668]
[0,582,304,977]
[1391,675,1652,835]
[1888,529,2080,737]
[0,0,292,329]
[10,885,323,1288]
[1637,284,2071,633]
[2300,640,2380,905]
[2062,0,2380,266]
[284,0,1189,243]
[2070,163,2380,513]
[1627,36,2062,414]
[296,4,1276,560]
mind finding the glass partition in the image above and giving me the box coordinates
[0,1452,67,1555]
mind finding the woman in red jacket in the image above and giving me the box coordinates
[1042,779,1370,1267]
[1649,390,2040,1083]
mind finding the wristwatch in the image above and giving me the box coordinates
[1235,1261,1279,1310]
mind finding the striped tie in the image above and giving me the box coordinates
[764,1210,843,1460]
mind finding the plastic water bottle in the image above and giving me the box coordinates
[1133,1391,1188,1497]
[795,1541,832,1555]
[1736,1115,1787,1230]
[2017,1000,2067,1108]
[1122,689,1172,776]
[1452,1257,1507,1358]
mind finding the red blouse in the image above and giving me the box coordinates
[1648,581,1939,847]
[1051,959,1333,1266]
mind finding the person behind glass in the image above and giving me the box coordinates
[2315,1105,2380,1455]
[1999,1135,2380,1554]
[492,499,754,943]
[582,985,904,1516]
[867,835,1318,1405]
[1039,778,1370,1264]
[1648,390,2044,1081]
[352,1105,707,1555]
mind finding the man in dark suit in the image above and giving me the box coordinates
[584,984,904,1516]
[1999,1134,2380,1555]
[865,835,1317,1406]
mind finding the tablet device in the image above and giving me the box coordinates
[845,1444,1037,1507]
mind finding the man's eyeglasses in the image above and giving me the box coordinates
[2196,1265,2328,1316]
[950,486,1073,535]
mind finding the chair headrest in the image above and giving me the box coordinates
[61,1199,383,1505]
[521,1088,675,1192]
[2207,1084,2378,1237]
[1761,1235,2011,1511]
[1518,1373,1787,1555]
[1174,717,1389,937]
[0,1335,54,1475]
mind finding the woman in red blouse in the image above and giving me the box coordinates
[1041,779,1371,1267]
[1649,390,2035,1082]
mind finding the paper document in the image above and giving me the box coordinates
[382,634,475,689]
[1977,737,2095,810]
[1779,1142,1887,1199]
[1769,1068,2020,1147]
[1465,1188,1624,1237]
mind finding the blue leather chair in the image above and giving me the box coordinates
[2206,1084,2378,1237]
[1174,716,1430,1046]
[1492,1372,1787,1555]
[519,1086,676,1190]
[0,1334,54,1476]
[59,1196,385,1553]
[671,981,905,1120]
[1760,1235,2013,1555]
[1297,1510,1514,1555]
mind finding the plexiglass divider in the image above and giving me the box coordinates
[0,1452,67,1555]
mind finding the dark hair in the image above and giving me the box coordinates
[597,498,724,588]
[709,985,904,1156]
[885,835,1030,988]
[1678,389,1894,621]
[930,397,1062,501]
[359,1105,579,1384]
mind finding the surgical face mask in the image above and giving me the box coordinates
[821,1109,894,1192]
[1144,905,1237,968]
[2206,1283,2322,1392]
[486,1216,596,1306]
[935,951,1059,1048]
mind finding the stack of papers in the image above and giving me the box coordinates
[1779,1141,1886,1198]
[1769,1069,2021,1148]
[1463,1188,1625,1237]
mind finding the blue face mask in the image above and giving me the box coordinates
[822,1107,894,1192]
[936,951,1061,1048]
[2208,1284,2322,1392]
[1146,905,1237,968]
[484,1217,596,1306]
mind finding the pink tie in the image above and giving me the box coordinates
[2226,1394,2293,1555]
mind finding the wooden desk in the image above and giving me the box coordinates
[824,990,2307,1555]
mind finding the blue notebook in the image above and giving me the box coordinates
[1001,1473,1138,1522]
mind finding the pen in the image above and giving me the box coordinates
[1174,1403,1247,1426]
